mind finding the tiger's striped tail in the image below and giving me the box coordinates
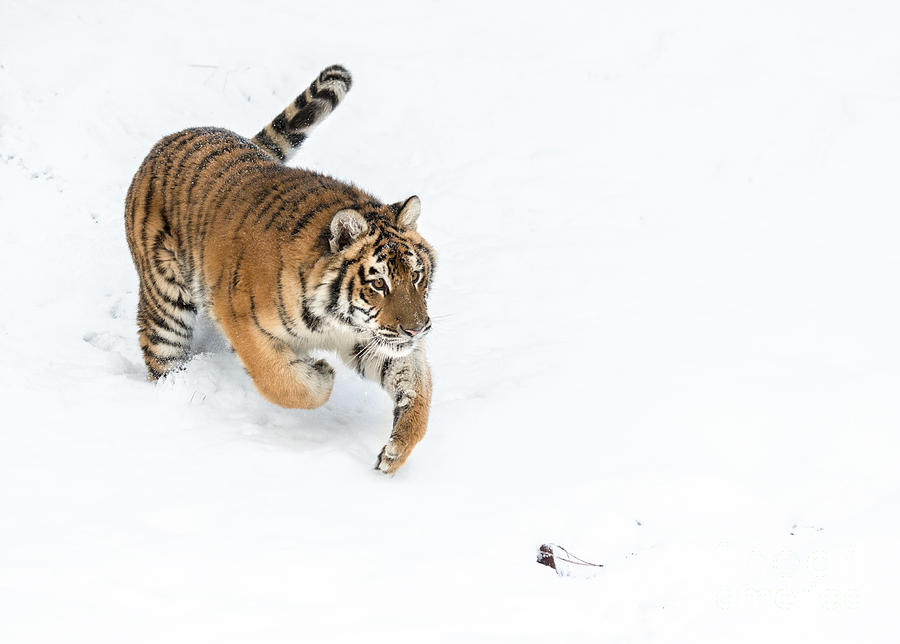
[251,64,352,163]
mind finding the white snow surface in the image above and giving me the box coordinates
[2,1,899,641]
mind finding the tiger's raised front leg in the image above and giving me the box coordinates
[343,344,432,474]
[215,306,335,409]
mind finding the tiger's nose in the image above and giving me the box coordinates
[399,318,430,337]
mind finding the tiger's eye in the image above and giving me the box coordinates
[372,278,386,291]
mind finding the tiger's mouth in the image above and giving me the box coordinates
[375,336,416,356]
[373,330,427,357]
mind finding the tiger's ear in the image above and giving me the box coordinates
[391,195,421,230]
[329,209,367,252]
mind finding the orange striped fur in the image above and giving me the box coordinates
[124,65,435,474]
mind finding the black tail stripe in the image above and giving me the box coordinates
[253,129,285,160]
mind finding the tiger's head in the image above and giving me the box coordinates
[323,196,435,357]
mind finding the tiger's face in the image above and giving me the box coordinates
[324,196,435,357]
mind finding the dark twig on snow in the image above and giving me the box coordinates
[537,543,603,576]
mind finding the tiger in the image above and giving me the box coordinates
[124,65,435,474]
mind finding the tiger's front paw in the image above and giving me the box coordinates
[375,438,410,475]
[308,359,336,405]
[311,358,336,382]
[283,357,335,408]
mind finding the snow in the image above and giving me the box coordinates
[2,1,899,641]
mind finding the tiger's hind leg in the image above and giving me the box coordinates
[135,234,197,380]
[124,139,201,380]
[127,186,197,379]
